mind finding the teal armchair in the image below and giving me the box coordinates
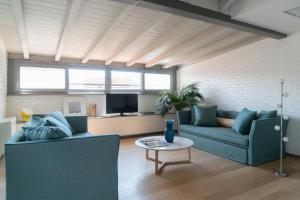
[5,116,120,200]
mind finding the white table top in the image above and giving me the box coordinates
[135,136,194,151]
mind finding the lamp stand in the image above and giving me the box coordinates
[274,79,288,177]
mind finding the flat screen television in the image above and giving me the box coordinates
[106,94,138,116]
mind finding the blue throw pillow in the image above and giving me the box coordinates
[44,116,73,137]
[232,108,257,135]
[21,116,69,141]
[257,110,277,120]
[46,111,75,133]
[193,105,217,127]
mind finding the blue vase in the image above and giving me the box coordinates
[164,119,175,143]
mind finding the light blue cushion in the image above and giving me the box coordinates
[21,117,68,141]
[6,130,27,144]
[46,111,75,133]
[193,105,217,127]
[44,116,73,137]
[232,108,257,135]
[23,126,69,141]
[257,110,277,120]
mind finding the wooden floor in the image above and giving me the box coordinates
[1,137,300,200]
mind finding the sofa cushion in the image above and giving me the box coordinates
[216,117,235,128]
[180,125,249,148]
[23,125,69,141]
[193,105,217,126]
[46,111,75,133]
[257,110,277,120]
[21,116,71,141]
[232,108,257,135]
[44,116,73,137]
[6,130,27,144]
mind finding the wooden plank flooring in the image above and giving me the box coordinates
[0,137,300,200]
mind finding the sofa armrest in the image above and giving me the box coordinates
[248,117,289,165]
[176,110,191,125]
[5,134,120,200]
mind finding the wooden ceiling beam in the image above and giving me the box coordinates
[187,36,264,67]
[164,32,262,68]
[145,26,227,68]
[126,19,194,66]
[112,0,287,39]
[105,12,170,65]
[11,0,29,59]
[55,0,83,62]
[82,5,135,64]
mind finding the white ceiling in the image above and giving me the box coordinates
[0,0,283,68]
[231,0,300,34]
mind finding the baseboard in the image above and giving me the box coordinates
[286,153,300,159]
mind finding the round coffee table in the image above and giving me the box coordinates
[135,136,194,175]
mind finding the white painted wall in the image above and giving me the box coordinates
[6,94,158,120]
[178,32,300,156]
[0,38,7,120]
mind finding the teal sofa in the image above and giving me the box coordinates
[5,116,120,200]
[177,110,288,165]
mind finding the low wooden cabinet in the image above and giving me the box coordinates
[88,114,177,136]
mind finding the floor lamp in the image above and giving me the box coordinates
[274,78,289,177]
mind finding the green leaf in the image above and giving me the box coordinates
[155,82,204,117]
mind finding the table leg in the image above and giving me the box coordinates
[188,147,191,162]
[145,148,192,175]
[155,150,159,175]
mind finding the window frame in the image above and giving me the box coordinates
[143,70,174,92]
[67,65,106,94]
[16,62,67,94]
[109,68,143,93]
[10,60,176,95]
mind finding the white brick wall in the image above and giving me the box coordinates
[178,32,300,156]
[6,94,158,120]
[0,38,7,120]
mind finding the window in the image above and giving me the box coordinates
[111,71,141,90]
[144,73,171,90]
[68,68,105,90]
[12,63,175,94]
[20,66,65,90]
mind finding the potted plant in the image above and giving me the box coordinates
[155,82,204,117]
[155,82,204,142]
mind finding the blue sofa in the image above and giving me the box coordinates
[176,110,288,165]
[5,116,120,200]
